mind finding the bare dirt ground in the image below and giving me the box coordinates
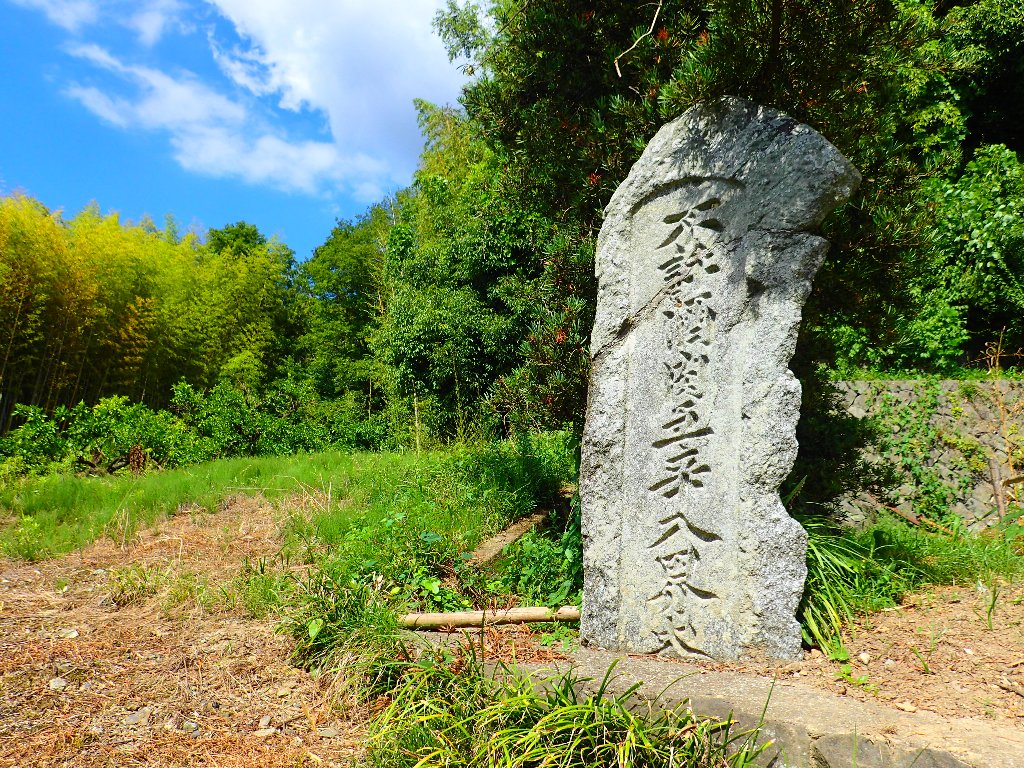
[0,498,366,768]
[3,500,1023,766]
[699,583,1024,729]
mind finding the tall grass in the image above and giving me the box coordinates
[0,432,578,563]
[366,658,765,768]
[0,451,435,559]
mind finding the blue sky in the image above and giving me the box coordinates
[0,0,466,259]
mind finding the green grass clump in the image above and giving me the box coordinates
[498,500,583,608]
[108,563,168,606]
[0,433,577,563]
[232,556,294,619]
[366,659,764,768]
[283,569,406,699]
[801,514,1024,653]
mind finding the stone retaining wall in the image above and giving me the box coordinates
[833,380,1024,529]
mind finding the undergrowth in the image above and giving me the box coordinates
[0,431,576,563]
[497,497,583,607]
[365,657,766,768]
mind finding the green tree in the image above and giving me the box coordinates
[431,0,974,428]
[369,102,556,437]
[298,210,389,405]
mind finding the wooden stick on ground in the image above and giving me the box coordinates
[399,606,580,629]
[467,511,548,566]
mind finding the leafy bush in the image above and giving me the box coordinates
[500,500,583,607]
[0,397,206,475]
[0,379,393,483]
[169,379,386,458]
[924,145,1024,354]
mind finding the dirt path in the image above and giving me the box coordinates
[672,583,1024,728]
[0,499,363,767]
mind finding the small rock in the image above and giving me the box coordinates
[258,715,272,729]
[255,728,279,738]
[88,725,104,736]
[895,701,918,713]
[964,648,974,655]
[318,727,339,738]
[835,685,847,696]
[124,706,153,726]
[276,687,291,698]
[182,720,199,733]
[48,677,68,691]
[807,648,823,659]
[884,658,896,668]
[57,628,79,639]
[858,652,871,665]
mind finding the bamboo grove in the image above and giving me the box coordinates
[0,196,295,433]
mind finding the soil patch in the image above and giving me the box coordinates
[690,582,1024,727]
[0,499,362,768]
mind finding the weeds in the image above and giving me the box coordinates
[979,580,1001,630]
[799,514,1024,653]
[282,564,409,701]
[233,556,292,618]
[366,658,766,768]
[499,510,582,607]
[0,434,578,564]
[108,563,167,606]
[0,451,435,557]
[908,645,933,675]
[0,513,44,560]
[163,571,216,613]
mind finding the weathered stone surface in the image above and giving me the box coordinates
[580,98,859,660]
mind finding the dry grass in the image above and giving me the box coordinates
[0,496,369,767]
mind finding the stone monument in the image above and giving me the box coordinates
[580,98,860,660]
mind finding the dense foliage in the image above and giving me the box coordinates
[3,0,1023,497]
[0,197,297,431]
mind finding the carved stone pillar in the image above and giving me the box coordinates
[580,98,859,660]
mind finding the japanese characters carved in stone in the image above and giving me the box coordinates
[580,98,860,660]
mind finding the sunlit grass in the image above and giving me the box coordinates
[0,450,441,559]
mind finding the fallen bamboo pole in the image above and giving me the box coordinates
[399,605,581,629]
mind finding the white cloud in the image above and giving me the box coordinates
[126,0,187,46]
[20,0,465,199]
[67,43,246,129]
[172,126,385,197]
[204,0,465,178]
[64,45,381,195]
[12,0,193,45]
[10,0,98,31]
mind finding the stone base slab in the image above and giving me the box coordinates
[524,650,1024,768]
